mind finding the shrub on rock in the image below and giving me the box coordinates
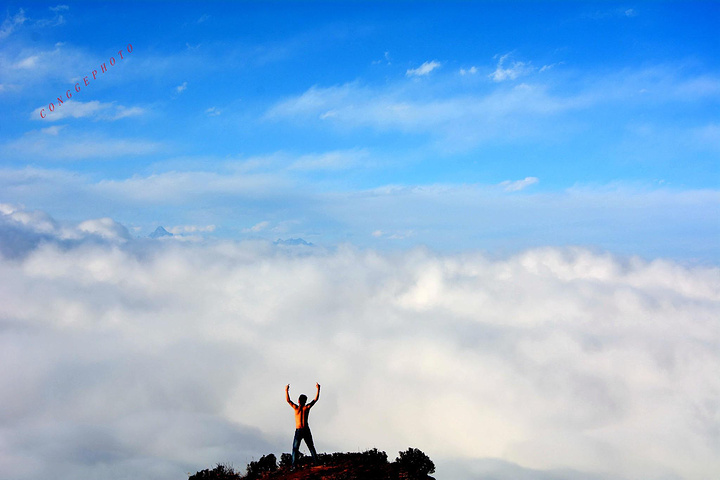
[395,448,435,477]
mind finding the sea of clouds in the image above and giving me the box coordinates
[0,205,718,480]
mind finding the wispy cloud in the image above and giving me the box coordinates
[112,105,145,120]
[95,169,293,204]
[267,81,587,150]
[459,66,478,76]
[406,60,441,77]
[2,127,160,160]
[624,8,637,17]
[244,220,270,233]
[40,125,66,135]
[14,55,39,69]
[691,123,720,150]
[500,177,539,192]
[539,62,563,73]
[37,5,67,28]
[371,229,414,240]
[268,64,720,154]
[489,53,533,82]
[0,8,26,39]
[168,224,216,235]
[0,43,95,88]
[31,100,145,122]
[372,51,392,66]
[288,149,368,171]
[582,7,640,20]
[176,81,188,94]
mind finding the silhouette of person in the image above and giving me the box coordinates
[286,383,320,467]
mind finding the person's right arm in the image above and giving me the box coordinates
[308,383,320,407]
[286,384,297,408]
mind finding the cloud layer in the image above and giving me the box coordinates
[1,166,718,261]
[1,207,718,480]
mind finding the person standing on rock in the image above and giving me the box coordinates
[286,383,320,467]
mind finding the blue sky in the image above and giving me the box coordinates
[1,4,720,480]
[1,1,718,260]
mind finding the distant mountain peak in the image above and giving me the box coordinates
[274,238,313,247]
[149,226,173,239]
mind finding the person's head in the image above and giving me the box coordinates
[298,394,307,406]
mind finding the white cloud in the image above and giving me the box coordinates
[459,66,478,75]
[406,60,441,77]
[77,217,131,240]
[0,205,130,253]
[0,211,718,480]
[205,106,221,116]
[490,53,534,82]
[501,176,539,192]
[0,203,59,234]
[176,81,188,94]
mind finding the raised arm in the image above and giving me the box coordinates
[286,384,297,408]
[308,382,320,407]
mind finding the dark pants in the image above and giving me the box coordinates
[292,427,318,466]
